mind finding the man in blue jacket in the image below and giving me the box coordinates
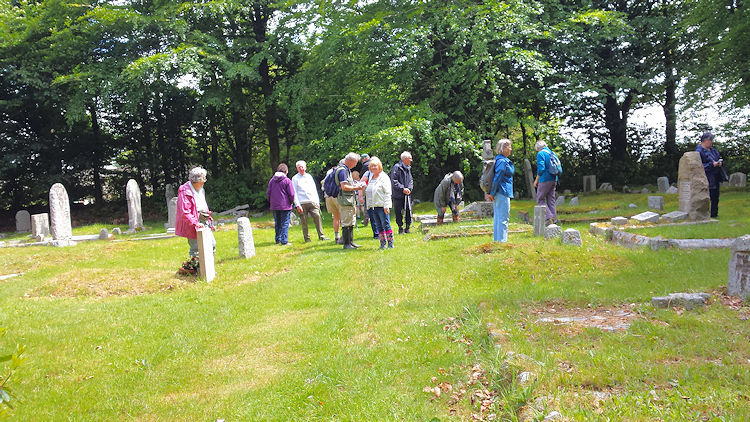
[696,131,725,218]
[533,141,558,225]
[390,151,414,233]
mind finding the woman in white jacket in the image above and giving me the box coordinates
[365,157,394,249]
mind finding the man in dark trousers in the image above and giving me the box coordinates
[390,151,414,234]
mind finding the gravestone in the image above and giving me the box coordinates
[599,183,613,191]
[533,205,547,237]
[583,175,596,192]
[237,217,255,258]
[523,159,536,199]
[629,203,638,208]
[657,177,669,193]
[49,183,75,246]
[517,210,530,224]
[647,196,664,211]
[482,139,494,160]
[666,186,678,194]
[661,210,688,223]
[622,185,630,193]
[165,197,177,230]
[728,235,750,299]
[463,201,494,218]
[611,216,628,226]
[99,229,109,240]
[544,224,562,240]
[569,197,579,206]
[555,196,565,207]
[196,228,215,282]
[631,211,660,224]
[126,179,144,233]
[678,151,710,220]
[31,213,50,238]
[15,210,31,232]
[728,172,746,187]
[165,184,175,203]
[561,229,582,246]
[640,188,649,194]
[652,293,710,310]
[112,227,122,235]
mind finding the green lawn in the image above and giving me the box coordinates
[1,192,749,420]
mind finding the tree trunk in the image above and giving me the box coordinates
[88,103,104,204]
[519,119,528,157]
[663,55,678,166]
[253,3,280,173]
[603,85,633,162]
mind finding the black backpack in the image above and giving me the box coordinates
[480,158,496,194]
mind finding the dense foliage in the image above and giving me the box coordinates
[0,0,748,212]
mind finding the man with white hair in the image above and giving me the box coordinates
[292,160,329,242]
[390,151,414,234]
[533,140,559,225]
[336,152,366,249]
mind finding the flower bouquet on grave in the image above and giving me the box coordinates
[178,256,199,275]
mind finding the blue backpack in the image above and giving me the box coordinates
[548,151,563,176]
[323,165,343,197]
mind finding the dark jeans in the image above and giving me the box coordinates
[709,188,720,218]
[393,195,412,229]
[367,207,379,237]
[371,207,392,234]
[273,210,291,244]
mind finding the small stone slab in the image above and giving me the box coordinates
[31,213,50,238]
[728,235,750,298]
[197,228,215,282]
[568,197,579,206]
[661,210,688,223]
[544,224,562,240]
[611,216,628,226]
[99,229,109,240]
[561,229,582,246]
[647,196,664,210]
[651,293,710,310]
[631,211,659,224]
[555,196,565,207]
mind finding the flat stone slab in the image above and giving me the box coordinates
[0,273,22,281]
[611,216,628,226]
[544,224,562,240]
[561,229,582,246]
[652,293,710,310]
[631,211,660,223]
[661,210,688,223]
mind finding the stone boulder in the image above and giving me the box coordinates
[678,151,710,220]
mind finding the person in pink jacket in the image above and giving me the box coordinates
[176,167,215,274]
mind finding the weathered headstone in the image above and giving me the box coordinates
[523,159,536,199]
[652,293,710,310]
[583,175,596,192]
[647,196,664,211]
[568,197,579,206]
[126,179,144,233]
[49,183,75,246]
[561,229,582,246]
[533,205,547,237]
[112,227,122,235]
[728,235,750,299]
[598,182,613,191]
[99,228,109,240]
[165,197,177,230]
[661,210,688,223]
[482,139,494,160]
[196,228,215,282]
[631,211,660,224]
[611,216,628,226]
[555,196,565,207]
[544,224,562,240]
[31,213,50,238]
[237,217,255,258]
[728,172,746,187]
[15,210,31,232]
[517,210,530,224]
[678,151,710,220]
[666,186,678,194]
[657,177,669,193]
[463,201,494,218]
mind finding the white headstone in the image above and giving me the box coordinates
[728,172,746,187]
[561,229,582,246]
[197,228,215,282]
[15,210,31,232]
[533,205,547,237]
[165,197,177,229]
[728,235,750,299]
[31,213,50,238]
[49,183,73,241]
[126,179,144,233]
[657,177,669,193]
[237,217,255,258]
[647,196,664,210]
[631,211,660,224]
[583,175,596,192]
[678,151,710,220]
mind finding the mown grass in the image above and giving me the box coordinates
[1,192,749,420]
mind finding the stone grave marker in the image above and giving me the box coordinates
[561,229,582,246]
[622,185,630,193]
[196,228,215,282]
[640,188,649,194]
[49,183,75,246]
[611,216,628,226]
[126,179,144,233]
[112,227,122,235]
[599,182,613,191]
[728,172,746,187]
[652,293,710,310]
[678,151,710,220]
[583,175,596,192]
[165,197,177,230]
[647,196,664,210]
[16,210,31,232]
[237,217,255,258]
[569,197,579,206]
[99,229,109,240]
[544,224,562,240]
[657,177,669,193]
[463,201,494,218]
[31,213,50,238]
[533,205,547,237]
[631,211,660,224]
[661,210,688,223]
[482,139,494,160]
[523,159,536,199]
[555,196,565,207]
[165,184,175,204]
[666,186,678,194]
[517,210,530,224]
[728,235,750,298]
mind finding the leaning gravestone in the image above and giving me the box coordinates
[555,196,565,207]
[237,217,255,258]
[561,229,582,246]
[523,159,536,199]
[15,210,31,232]
[657,177,669,193]
[583,175,596,192]
[49,183,75,246]
[678,151,710,220]
[647,196,664,211]
[31,213,50,238]
[728,172,746,187]
[728,235,750,299]
[126,179,144,233]
[544,224,562,240]
[661,210,688,223]
[165,197,177,230]
[196,228,215,282]
[533,205,547,237]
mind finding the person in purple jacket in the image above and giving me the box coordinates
[267,163,300,246]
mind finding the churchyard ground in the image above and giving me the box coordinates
[1,189,749,420]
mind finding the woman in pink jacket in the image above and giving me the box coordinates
[176,167,215,274]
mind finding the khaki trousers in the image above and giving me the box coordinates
[299,202,325,241]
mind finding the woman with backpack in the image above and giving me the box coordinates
[486,139,514,242]
[533,140,561,225]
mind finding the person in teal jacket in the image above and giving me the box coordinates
[486,139,514,242]
[533,140,558,225]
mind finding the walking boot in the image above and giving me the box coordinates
[350,226,361,248]
[437,216,444,225]
[343,227,356,249]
